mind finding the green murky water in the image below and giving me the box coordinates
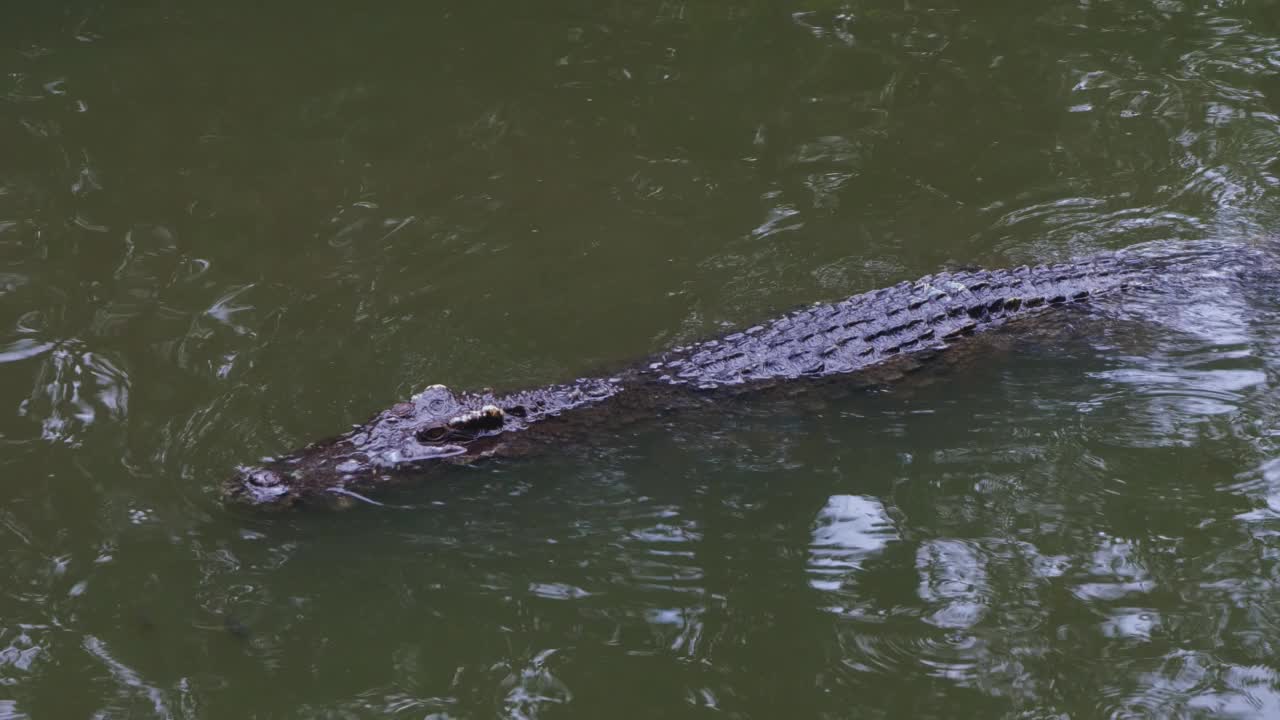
[6,1,1280,717]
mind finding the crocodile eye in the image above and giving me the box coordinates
[246,468,282,487]
[418,426,448,443]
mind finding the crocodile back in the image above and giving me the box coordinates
[648,255,1148,389]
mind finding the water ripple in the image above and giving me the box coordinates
[5,0,1280,717]
[15,341,129,445]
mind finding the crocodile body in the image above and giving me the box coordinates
[226,245,1217,507]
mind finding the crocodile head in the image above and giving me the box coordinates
[225,383,517,507]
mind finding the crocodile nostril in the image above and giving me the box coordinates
[246,468,283,487]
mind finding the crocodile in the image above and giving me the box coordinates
[226,241,1257,507]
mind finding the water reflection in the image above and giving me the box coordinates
[498,648,574,720]
[916,539,987,631]
[807,494,897,597]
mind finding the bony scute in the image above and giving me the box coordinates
[446,404,505,432]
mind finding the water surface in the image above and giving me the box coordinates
[5,0,1280,717]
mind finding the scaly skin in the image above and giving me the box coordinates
[226,249,1179,507]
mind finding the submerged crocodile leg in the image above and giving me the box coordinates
[226,243,1253,508]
